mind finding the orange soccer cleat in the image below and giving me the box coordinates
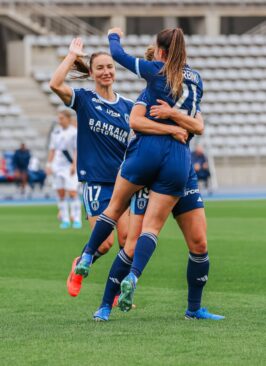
[112,295,119,308]
[67,257,83,297]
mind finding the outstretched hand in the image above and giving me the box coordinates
[69,38,87,58]
[150,100,173,119]
[107,27,124,37]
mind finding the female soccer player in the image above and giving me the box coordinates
[75,28,204,312]
[46,108,82,229]
[49,38,135,295]
[50,37,187,297]
[94,98,224,321]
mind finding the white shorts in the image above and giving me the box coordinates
[52,169,79,191]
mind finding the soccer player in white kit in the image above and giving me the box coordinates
[46,108,82,229]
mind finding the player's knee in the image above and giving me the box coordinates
[189,235,207,254]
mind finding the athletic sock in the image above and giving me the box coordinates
[187,251,210,312]
[58,199,70,223]
[69,197,81,223]
[130,232,158,278]
[92,250,104,264]
[83,213,116,255]
[101,249,132,307]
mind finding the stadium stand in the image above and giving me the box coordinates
[1,1,266,188]
[27,34,266,161]
[0,80,47,162]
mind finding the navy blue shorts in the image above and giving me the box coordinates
[82,183,114,217]
[121,135,191,197]
[172,165,204,217]
[130,164,204,217]
[130,187,149,215]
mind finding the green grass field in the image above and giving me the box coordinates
[0,200,266,366]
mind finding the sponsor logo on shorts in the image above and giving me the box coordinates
[80,170,86,176]
[91,200,100,211]
[197,196,203,202]
[137,198,147,210]
[184,188,200,196]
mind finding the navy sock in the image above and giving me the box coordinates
[101,249,132,307]
[92,250,104,264]
[83,214,116,255]
[131,232,157,278]
[187,252,210,312]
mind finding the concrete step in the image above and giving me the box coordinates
[1,77,56,120]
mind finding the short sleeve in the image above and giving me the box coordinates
[66,88,83,110]
[196,75,204,113]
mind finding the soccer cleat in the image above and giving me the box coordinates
[185,307,225,320]
[112,294,119,308]
[72,221,82,229]
[60,221,70,229]
[67,257,83,297]
[118,273,136,312]
[93,305,112,321]
[74,252,92,277]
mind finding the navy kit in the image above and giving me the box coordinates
[68,88,132,184]
[68,88,133,217]
[130,164,204,217]
[109,33,203,197]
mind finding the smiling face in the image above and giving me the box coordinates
[90,54,116,88]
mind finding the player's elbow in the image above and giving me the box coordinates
[49,80,59,92]
[195,124,204,135]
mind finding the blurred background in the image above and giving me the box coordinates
[0,0,266,201]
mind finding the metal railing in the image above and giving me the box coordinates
[0,1,103,35]
[246,20,266,35]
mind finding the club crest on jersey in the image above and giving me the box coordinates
[106,109,120,118]
[124,114,130,124]
[137,198,147,210]
[91,200,100,211]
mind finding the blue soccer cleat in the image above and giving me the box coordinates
[118,273,136,312]
[72,221,82,229]
[74,253,92,277]
[60,221,70,229]
[185,307,225,320]
[93,305,112,321]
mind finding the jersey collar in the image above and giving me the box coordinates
[95,92,120,105]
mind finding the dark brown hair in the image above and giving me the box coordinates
[69,51,112,79]
[157,28,186,98]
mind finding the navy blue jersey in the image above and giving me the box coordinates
[109,34,203,128]
[68,88,132,183]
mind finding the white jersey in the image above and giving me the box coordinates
[49,124,77,172]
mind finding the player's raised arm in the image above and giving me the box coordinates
[150,100,204,135]
[108,28,154,80]
[50,38,87,106]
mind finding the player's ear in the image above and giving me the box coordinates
[160,49,167,61]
